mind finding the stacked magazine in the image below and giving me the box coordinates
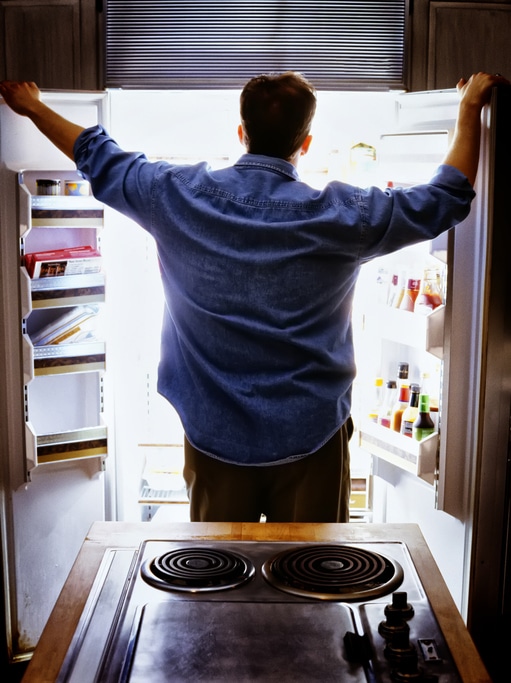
[31,305,100,346]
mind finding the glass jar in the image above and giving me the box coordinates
[414,268,443,314]
[36,179,60,196]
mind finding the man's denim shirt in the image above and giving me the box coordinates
[75,125,475,465]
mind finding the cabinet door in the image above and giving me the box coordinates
[428,2,511,89]
[0,0,99,89]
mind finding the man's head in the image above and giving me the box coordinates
[239,71,317,163]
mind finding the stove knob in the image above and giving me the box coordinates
[385,591,415,621]
[390,659,439,683]
[384,629,418,669]
[378,608,410,640]
[390,665,437,682]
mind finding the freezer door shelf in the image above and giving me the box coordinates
[20,268,105,318]
[359,421,438,484]
[22,336,106,382]
[19,182,104,238]
[362,304,445,359]
[25,423,108,469]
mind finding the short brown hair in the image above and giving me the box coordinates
[240,72,317,161]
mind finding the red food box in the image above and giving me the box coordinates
[25,246,102,278]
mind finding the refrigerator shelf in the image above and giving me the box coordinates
[22,337,106,382]
[19,182,104,238]
[139,485,188,505]
[21,268,106,312]
[359,421,438,485]
[30,209,104,229]
[25,424,108,468]
[349,476,371,513]
[363,304,445,359]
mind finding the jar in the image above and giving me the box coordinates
[65,181,90,196]
[414,268,443,314]
[36,179,60,196]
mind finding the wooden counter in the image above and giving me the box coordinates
[22,522,491,683]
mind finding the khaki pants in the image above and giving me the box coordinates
[183,419,353,523]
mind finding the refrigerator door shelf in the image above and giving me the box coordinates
[28,271,106,309]
[20,268,105,320]
[359,421,438,484]
[25,423,108,470]
[22,334,106,383]
[30,209,103,229]
[18,179,103,239]
[362,303,445,359]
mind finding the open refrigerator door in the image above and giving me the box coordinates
[352,127,452,489]
[0,91,111,663]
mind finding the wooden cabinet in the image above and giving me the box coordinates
[0,0,100,89]
[410,1,511,91]
[1,1,510,93]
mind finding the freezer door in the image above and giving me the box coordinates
[0,91,111,662]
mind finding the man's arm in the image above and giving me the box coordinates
[0,81,84,161]
[443,72,509,186]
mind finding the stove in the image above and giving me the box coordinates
[57,540,461,682]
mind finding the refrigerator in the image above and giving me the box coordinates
[0,84,509,670]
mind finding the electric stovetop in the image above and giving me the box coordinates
[58,540,462,682]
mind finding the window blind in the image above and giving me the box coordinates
[105,1,409,90]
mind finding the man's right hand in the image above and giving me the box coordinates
[0,80,43,117]
[0,80,86,161]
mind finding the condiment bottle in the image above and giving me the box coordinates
[399,277,421,312]
[378,380,397,428]
[387,273,400,307]
[389,270,406,309]
[390,381,410,432]
[397,361,409,384]
[414,268,443,314]
[401,384,421,437]
[419,371,430,396]
[368,377,384,422]
[412,394,436,441]
[390,363,410,432]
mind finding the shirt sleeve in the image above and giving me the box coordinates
[73,125,160,228]
[357,164,476,260]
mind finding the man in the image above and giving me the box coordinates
[0,71,505,523]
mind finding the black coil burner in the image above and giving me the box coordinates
[262,544,404,601]
[140,546,255,592]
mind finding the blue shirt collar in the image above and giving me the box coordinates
[234,153,300,181]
